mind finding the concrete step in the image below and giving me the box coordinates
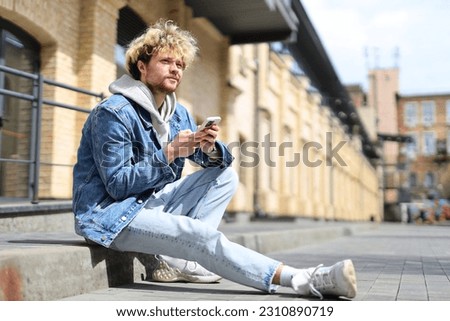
[0,201,74,234]
[0,211,378,300]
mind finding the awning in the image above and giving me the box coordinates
[185,0,298,44]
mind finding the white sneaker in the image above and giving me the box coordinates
[292,259,357,299]
[152,255,222,283]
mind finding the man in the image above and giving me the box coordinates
[72,19,357,299]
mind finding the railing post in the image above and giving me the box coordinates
[31,73,43,204]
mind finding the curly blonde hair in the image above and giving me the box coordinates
[125,19,199,80]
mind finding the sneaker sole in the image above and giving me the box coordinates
[341,260,357,298]
[152,269,222,284]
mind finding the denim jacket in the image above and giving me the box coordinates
[72,94,233,247]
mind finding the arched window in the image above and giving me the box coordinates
[0,18,40,200]
[115,6,147,78]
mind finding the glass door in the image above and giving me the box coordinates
[0,20,39,202]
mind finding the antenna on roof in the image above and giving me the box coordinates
[364,46,370,70]
[393,46,400,68]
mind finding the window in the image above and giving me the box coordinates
[404,102,418,127]
[446,100,450,125]
[447,131,450,154]
[421,101,435,126]
[409,172,417,188]
[238,135,248,186]
[283,127,295,194]
[116,7,147,78]
[405,132,418,159]
[436,139,447,155]
[0,18,40,201]
[424,171,435,188]
[422,132,436,156]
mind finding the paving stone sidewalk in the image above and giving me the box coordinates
[64,222,450,301]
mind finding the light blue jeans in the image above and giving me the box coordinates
[110,167,281,292]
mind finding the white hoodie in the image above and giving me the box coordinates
[108,74,176,146]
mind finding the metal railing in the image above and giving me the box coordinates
[0,64,104,203]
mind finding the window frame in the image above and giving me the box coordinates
[421,100,435,127]
[404,102,418,128]
[446,100,450,125]
[422,131,436,156]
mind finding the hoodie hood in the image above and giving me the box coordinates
[108,74,176,146]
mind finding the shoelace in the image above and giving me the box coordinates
[308,264,324,300]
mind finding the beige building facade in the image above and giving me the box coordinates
[0,0,380,221]
[367,68,400,205]
[227,45,380,221]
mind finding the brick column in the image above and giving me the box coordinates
[57,0,124,198]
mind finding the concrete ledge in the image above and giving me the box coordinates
[0,202,74,234]
[0,201,72,216]
[225,223,375,254]
[0,212,75,234]
[230,226,336,253]
[0,222,378,301]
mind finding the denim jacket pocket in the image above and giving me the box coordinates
[91,197,117,228]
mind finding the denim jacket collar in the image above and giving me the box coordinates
[131,98,183,137]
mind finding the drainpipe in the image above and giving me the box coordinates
[253,46,263,218]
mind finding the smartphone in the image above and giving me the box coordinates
[197,116,221,131]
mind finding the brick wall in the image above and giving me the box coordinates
[397,93,450,199]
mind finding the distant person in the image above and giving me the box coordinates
[416,198,433,224]
[433,198,445,222]
[406,204,413,223]
[72,19,357,299]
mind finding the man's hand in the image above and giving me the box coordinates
[164,125,220,164]
[164,130,199,163]
[197,124,219,154]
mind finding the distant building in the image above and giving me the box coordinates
[347,67,415,221]
[368,68,402,211]
[396,93,450,200]
[347,66,450,221]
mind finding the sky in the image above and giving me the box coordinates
[300,0,450,95]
